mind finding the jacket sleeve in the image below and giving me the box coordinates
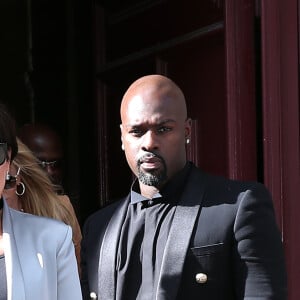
[80,216,93,299]
[59,195,82,275]
[80,211,107,300]
[57,225,83,300]
[233,183,287,299]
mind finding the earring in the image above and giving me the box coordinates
[121,144,125,151]
[5,171,10,181]
[186,138,190,144]
[16,182,25,196]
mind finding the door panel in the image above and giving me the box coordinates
[260,0,300,298]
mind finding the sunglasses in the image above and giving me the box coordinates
[38,159,62,169]
[4,167,20,190]
[0,143,8,165]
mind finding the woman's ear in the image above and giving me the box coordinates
[7,149,11,162]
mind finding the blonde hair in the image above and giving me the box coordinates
[13,138,78,234]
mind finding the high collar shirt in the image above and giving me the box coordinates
[115,163,191,300]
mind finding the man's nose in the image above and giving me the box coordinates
[45,165,56,175]
[141,130,159,151]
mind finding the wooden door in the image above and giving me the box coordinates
[260,0,300,298]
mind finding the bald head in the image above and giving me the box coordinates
[120,74,187,123]
[19,124,62,154]
[18,123,64,187]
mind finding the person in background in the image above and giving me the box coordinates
[3,138,82,273]
[18,123,66,194]
[0,102,82,299]
[80,75,287,299]
[18,122,82,270]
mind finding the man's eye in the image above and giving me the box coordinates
[129,129,144,136]
[157,127,171,133]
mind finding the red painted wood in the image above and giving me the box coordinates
[93,3,110,206]
[224,0,257,181]
[169,34,228,177]
[186,119,200,167]
[261,0,300,298]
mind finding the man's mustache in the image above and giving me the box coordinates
[137,152,164,166]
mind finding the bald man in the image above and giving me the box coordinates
[81,75,287,300]
[18,122,83,271]
[18,123,64,192]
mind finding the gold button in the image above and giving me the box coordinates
[90,291,97,299]
[195,272,208,284]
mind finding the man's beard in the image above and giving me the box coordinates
[137,153,167,187]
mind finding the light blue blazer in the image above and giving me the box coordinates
[2,199,82,300]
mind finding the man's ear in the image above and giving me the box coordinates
[184,118,192,139]
[120,125,124,151]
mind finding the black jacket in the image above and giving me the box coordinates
[81,163,287,299]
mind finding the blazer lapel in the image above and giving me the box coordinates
[98,196,130,299]
[2,200,26,300]
[156,167,207,300]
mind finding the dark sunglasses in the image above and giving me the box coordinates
[4,167,20,190]
[0,143,8,165]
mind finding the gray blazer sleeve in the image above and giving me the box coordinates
[57,225,83,300]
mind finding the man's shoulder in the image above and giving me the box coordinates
[187,165,270,209]
[189,163,267,194]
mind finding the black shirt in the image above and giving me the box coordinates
[115,163,191,300]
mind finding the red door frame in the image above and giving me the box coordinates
[224,0,257,181]
[261,0,300,298]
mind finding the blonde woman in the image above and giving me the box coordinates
[3,138,82,274]
[0,103,82,299]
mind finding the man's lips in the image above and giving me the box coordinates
[139,157,162,170]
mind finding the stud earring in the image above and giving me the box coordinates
[186,138,190,144]
[121,144,125,151]
[5,171,10,181]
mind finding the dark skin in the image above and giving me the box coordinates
[120,74,192,199]
[18,124,64,187]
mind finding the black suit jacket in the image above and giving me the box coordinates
[81,164,287,299]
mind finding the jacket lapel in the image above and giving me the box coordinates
[156,167,207,300]
[98,196,130,299]
[2,200,26,300]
